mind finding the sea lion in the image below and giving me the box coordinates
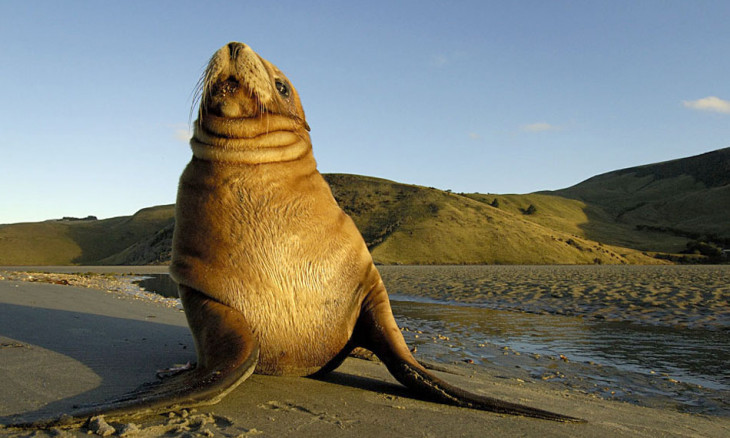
[9,42,581,428]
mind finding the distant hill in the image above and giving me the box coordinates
[1,147,727,266]
[325,174,654,265]
[544,147,730,254]
[0,205,174,265]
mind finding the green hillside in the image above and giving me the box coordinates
[459,148,729,257]
[463,192,687,255]
[0,147,726,266]
[547,147,730,254]
[0,205,174,265]
[0,176,656,266]
[326,174,653,265]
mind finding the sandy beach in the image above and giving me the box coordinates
[380,265,730,329]
[1,267,729,437]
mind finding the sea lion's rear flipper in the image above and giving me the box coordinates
[354,287,584,423]
[12,286,259,429]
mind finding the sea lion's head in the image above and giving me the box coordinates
[197,42,308,128]
[191,42,311,164]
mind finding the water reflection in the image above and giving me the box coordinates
[135,274,179,298]
[390,298,729,392]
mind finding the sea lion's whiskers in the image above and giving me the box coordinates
[190,71,206,127]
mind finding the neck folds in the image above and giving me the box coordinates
[191,114,311,164]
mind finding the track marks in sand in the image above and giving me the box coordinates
[260,401,356,430]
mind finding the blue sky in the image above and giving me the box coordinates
[1,1,729,224]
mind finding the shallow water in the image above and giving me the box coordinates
[390,298,728,416]
[134,266,730,416]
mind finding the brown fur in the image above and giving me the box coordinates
[170,42,381,376]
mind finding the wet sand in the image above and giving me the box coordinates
[1,266,729,436]
[379,265,730,329]
[5,264,729,329]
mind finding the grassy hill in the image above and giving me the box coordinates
[0,147,726,266]
[546,147,730,254]
[0,177,656,266]
[458,148,729,258]
[325,174,653,265]
[0,205,174,265]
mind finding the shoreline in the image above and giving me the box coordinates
[1,266,729,436]
[0,278,728,436]
[3,264,730,326]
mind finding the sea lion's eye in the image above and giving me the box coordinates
[275,80,290,98]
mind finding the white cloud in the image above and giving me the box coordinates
[522,122,559,132]
[432,54,448,67]
[682,96,730,114]
[172,124,192,142]
[175,129,191,142]
[431,51,466,68]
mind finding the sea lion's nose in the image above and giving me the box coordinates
[228,42,246,56]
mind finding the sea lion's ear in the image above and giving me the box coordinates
[304,121,310,132]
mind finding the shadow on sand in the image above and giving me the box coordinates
[0,301,195,425]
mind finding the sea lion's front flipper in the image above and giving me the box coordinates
[12,286,259,429]
[354,286,584,423]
